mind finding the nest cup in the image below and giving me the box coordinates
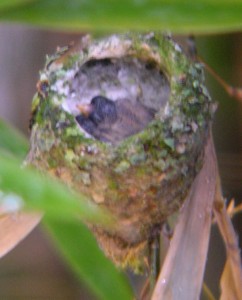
[27,33,215,270]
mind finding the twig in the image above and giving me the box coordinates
[213,175,242,300]
[198,56,242,103]
[227,202,242,218]
[212,199,242,225]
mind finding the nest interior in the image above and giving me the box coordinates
[61,57,170,143]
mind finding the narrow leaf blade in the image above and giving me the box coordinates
[152,133,217,300]
[0,155,109,224]
[0,0,241,33]
[45,218,133,300]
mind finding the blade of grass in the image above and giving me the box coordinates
[45,218,133,300]
[0,154,111,225]
[0,0,241,34]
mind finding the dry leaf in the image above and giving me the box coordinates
[152,133,217,300]
[0,212,41,258]
[214,180,242,300]
[220,261,241,300]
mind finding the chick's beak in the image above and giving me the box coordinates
[76,103,93,117]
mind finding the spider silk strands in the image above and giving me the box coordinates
[152,132,217,300]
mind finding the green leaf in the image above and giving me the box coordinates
[0,119,28,159]
[0,0,241,34]
[45,218,133,300]
[0,154,110,225]
[0,0,35,10]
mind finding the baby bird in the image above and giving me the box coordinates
[76,95,155,144]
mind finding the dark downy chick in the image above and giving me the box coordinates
[76,95,155,143]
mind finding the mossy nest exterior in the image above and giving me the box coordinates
[27,33,215,271]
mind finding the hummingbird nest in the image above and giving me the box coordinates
[27,33,215,271]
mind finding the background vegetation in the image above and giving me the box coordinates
[0,1,241,299]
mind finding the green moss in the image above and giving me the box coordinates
[64,149,76,164]
[163,138,175,150]
[114,160,131,174]
[129,152,146,166]
[47,157,58,169]
[64,53,80,69]
[31,93,40,111]
[153,159,167,172]
[78,172,91,186]
[65,126,82,137]
[108,179,118,190]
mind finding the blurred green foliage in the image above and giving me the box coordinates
[45,218,133,300]
[0,119,28,160]
[0,0,241,33]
